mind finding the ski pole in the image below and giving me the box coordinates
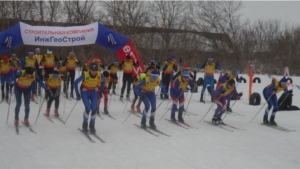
[159,92,184,120]
[35,97,45,124]
[183,87,196,118]
[122,98,130,113]
[64,100,78,124]
[199,95,222,123]
[278,91,291,107]
[6,92,12,125]
[250,94,273,123]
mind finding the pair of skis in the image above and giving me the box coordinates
[260,123,296,132]
[16,121,37,135]
[78,129,105,143]
[44,114,65,124]
[204,121,244,132]
[134,124,171,137]
[165,118,193,129]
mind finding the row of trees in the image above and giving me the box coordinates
[1,1,299,75]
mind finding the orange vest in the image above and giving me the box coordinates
[66,57,77,70]
[81,71,101,90]
[122,60,134,74]
[0,60,11,74]
[163,61,175,74]
[109,65,119,75]
[46,74,62,89]
[34,54,43,68]
[141,76,160,92]
[44,54,55,68]
[10,58,19,71]
[17,70,36,88]
[204,63,216,76]
[24,57,37,69]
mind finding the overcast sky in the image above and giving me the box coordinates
[240,1,300,26]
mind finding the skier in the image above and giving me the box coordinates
[0,55,11,102]
[218,69,240,112]
[198,57,221,102]
[98,70,110,114]
[40,48,59,100]
[262,76,291,125]
[34,48,44,96]
[119,54,139,100]
[133,70,166,129]
[107,60,119,95]
[11,67,46,126]
[58,57,67,93]
[131,72,146,112]
[21,51,39,101]
[161,55,177,99]
[9,53,21,94]
[172,65,195,81]
[74,62,105,133]
[45,70,68,117]
[211,79,239,124]
[148,58,161,73]
[131,64,157,112]
[170,71,195,123]
[63,51,81,98]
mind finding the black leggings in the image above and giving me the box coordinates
[162,74,171,94]
[46,88,60,109]
[67,70,75,94]
[121,73,133,96]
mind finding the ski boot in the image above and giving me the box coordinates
[136,106,141,113]
[65,92,69,99]
[14,119,19,126]
[149,118,156,129]
[1,94,4,101]
[212,116,219,124]
[263,115,269,124]
[82,122,88,133]
[70,93,74,99]
[104,107,109,114]
[217,116,224,125]
[178,114,184,123]
[126,94,130,101]
[24,118,30,125]
[130,105,135,112]
[211,96,214,102]
[171,113,176,122]
[227,105,232,112]
[200,94,204,102]
[112,90,116,95]
[45,108,50,117]
[164,94,169,99]
[89,122,96,133]
[141,118,147,129]
[270,116,277,126]
[54,109,59,117]
[160,93,164,99]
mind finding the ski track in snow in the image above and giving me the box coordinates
[0,72,299,169]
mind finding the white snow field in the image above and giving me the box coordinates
[0,72,299,169]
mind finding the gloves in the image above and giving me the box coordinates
[289,90,293,94]
[76,93,81,100]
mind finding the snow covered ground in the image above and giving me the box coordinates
[0,72,299,169]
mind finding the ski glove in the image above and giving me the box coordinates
[98,91,103,99]
[76,93,81,100]
[289,90,293,94]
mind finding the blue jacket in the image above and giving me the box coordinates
[170,77,195,95]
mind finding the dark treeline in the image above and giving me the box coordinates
[1,1,299,75]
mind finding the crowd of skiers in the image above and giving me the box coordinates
[0,49,293,133]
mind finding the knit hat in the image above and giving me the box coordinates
[183,65,190,70]
[69,52,75,56]
[227,79,235,86]
[231,69,238,75]
[46,48,52,54]
[35,48,40,51]
[182,71,189,77]
[52,70,60,78]
[2,55,8,62]
[126,55,131,59]
[12,53,17,57]
[114,60,118,64]
[25,67,34,75]
[280,76,288,84]
[150,70,159,79]
[103,71,109,78]
[90,62,98,71]
[151,58,155,63]
[170,55,176,59]
[28,51,34,55]
[208,57,213,61]
[93,56,99,59]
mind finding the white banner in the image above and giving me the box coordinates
[20,22,98,46]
